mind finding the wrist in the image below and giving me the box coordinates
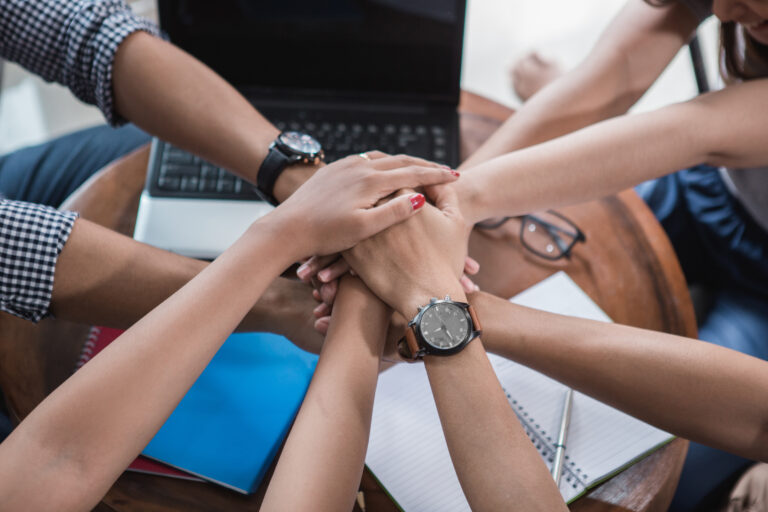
[247,211,309,264]
[273,161,323,203]
[398,281,467,321]
[457,172,487,225]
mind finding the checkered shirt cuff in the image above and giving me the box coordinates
[0,200,79,323]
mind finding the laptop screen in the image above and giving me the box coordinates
[158,0,465,104]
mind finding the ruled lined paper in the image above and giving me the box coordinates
[365,272,673,509]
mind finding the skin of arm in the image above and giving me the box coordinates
[459,77,768,224]
[261,276,389,512]
[470,290,768,462]
[50,218,324,352]
[112,31,317,201]
[0,215,306,512]
[461,0,697,169]
[345,190,567,511]
[0,154,455,512]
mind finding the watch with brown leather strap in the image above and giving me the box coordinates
[399,296,482,361]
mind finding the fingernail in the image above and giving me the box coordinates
[318,269,331,282]
[410,193,425,210]
[440,165,451,169]
[297,262,311,279]
[313,304,324,314]
[474,284,480,291]
[467,259,479,272]
[312,289,320,300]
[450,170,460,177]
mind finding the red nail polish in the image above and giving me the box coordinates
[410,193,425,210]
[450,170,460,177]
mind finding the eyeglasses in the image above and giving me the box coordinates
[476,211,586,261]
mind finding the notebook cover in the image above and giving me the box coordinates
[140,331,318,493]
[79,327,318,492]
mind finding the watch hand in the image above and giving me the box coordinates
[440,323,454,342]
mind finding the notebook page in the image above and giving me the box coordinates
[490,355,673,502]
[366,362,469,512]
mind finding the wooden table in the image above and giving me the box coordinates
[0,92,695,511]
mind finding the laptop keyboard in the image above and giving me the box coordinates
[148,117,452,201]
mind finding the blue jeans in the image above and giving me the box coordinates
[0,124,150,206]
[0,124,150,439]
[637,166,768,511]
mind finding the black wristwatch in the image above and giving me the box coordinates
[400,296,482,361]
[256,131,324,204]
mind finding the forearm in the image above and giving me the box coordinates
[425,339,566,511]
[112,32,317,200]
[0,218,301,511]
[50,219,315,341]
[472,291,768,461]
[262,278,389,512]
[460,0,693,170]
[461,57,635,171]
[460,99,706,222]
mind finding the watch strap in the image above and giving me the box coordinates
[256,145,292,205]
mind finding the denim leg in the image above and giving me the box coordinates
[636,175,711,286]
[0,124,150,207]
[670,289,768,511]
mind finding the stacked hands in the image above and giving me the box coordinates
[267,150,477,359]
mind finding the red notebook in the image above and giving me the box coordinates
[77,326,204,483]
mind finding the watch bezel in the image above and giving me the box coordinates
[274,131,324,162]
[412,298,475,357]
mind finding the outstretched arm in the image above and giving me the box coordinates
[261,277,389,511]
[50,217,323,352]
[112,31,312,201]
[471,290,768,462]
[459,77,768,223]
[461,0,697,168]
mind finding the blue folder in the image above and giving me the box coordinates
[141,332,318,493]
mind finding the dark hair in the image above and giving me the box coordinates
[645,0,768,82]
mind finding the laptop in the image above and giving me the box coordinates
[134,0,467,259]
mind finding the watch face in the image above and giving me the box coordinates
[278,131,322,156]
[420,302,469,351]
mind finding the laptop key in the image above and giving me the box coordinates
[201,165,218,180]
[217,180,235,194]
[180,177,199,192]
[162,164,200,178]
[157,177,181,191]
[200,178,218,193]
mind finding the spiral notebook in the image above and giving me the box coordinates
[365,272,674,509]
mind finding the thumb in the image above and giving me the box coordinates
[424,184,460,213]
[363,192,425,235]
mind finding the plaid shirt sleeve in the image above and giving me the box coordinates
[0,0,160,126]
[0,200,78,323]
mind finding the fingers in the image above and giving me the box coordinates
[313,302,331,318]
[460,274,480,293]
[360,192,426,237]
[314,316,331,335]
[423,183,461,212]
[317,259,349,284]
[377,166,458,194]
[464,256,480,275]
[318,280,338,305]
[297,254,338,283]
